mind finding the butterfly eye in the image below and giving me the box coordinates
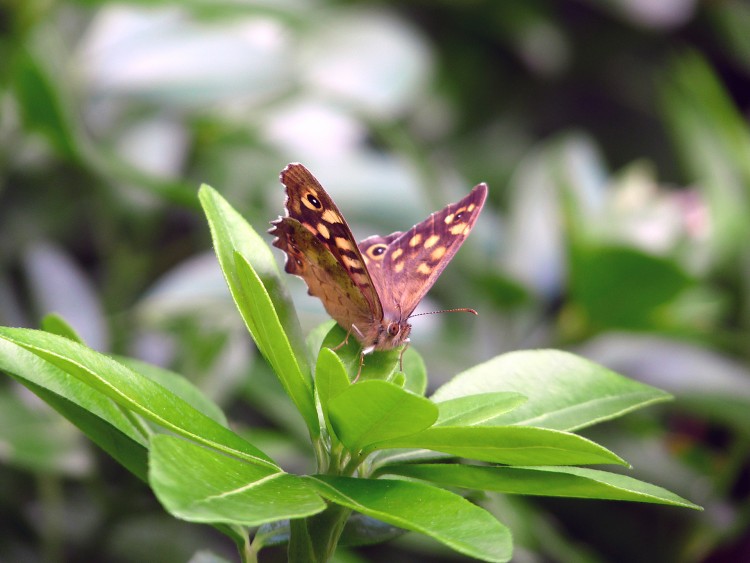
[306,194,322,209]
[387,322,400,336]
[369,244,387,258]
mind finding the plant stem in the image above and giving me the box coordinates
[289,504,352,562]
[305,504,353,562]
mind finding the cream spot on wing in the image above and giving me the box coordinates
[417,263,432,275]
[394,261,405,273]
[342,255,362,270]
[467,203,476,212]
[391,248,403,261]
[322,209,342,223]
[450,223,469,235]
[431,246,447,261]
[444,213,455,224]
[317,223,330,239]
[409,234,422,247]
[335,237,355,251]
[424,234,440,248]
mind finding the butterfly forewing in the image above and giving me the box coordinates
[270,217,375,332]
[375,183,488,318]
[274,163,383,326]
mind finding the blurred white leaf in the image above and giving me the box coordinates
[586,0,698,28]
[263,99,367,160]
[115,116,189,179]
[303,9,433,118]
[135,251,233,324]
[78,6,291,105]
[23,241,109,351]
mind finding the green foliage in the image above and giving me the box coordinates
[0,189,698,562]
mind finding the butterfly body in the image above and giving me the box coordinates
[270,163,487,357]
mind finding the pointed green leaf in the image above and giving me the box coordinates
[328,381,438,451]
[308,475,511,562]
[435,392,527,426]
[432,350,671,431]
[150,435,325,526]
[198,185,317,435]
[234,253,317,431]
[377,426,626,466]
[0,328,277,469]
[384,464,702,509]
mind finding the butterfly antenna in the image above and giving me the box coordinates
[409,307,478,319]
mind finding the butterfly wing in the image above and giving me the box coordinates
[370,183,488,318]
[270,163,383,338]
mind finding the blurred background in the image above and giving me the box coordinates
[2,0,750,561]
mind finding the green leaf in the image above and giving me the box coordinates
[328,380,438,452]
[320,324,401,382]
[431,349,671,431]
[150,435,325,526]
[339,513,406,546]
[661,52,750,265]
[198,185,318,435]
[0,335,149,479]
[383,464,702,510]
[0,328,276,470]
[308,475,511,562]
[11,50,79,160]
[570,245,693,330]
[115,356,228,427]
[306,320,337,360]
[40,313,85,344]
[315,347,350,438]
[377,426,626,466]
[435,392,527,426]
[401,347,427,395]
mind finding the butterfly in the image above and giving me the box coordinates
[270,163,487,368]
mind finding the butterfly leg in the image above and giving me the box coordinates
[331,328,353,351]
[352,344,375,383]
[353,352,366,383]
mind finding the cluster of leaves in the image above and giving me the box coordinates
[0,187,700,562]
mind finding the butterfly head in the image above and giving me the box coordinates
[369,316,411,351]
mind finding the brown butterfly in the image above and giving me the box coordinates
[270,163,487,367]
